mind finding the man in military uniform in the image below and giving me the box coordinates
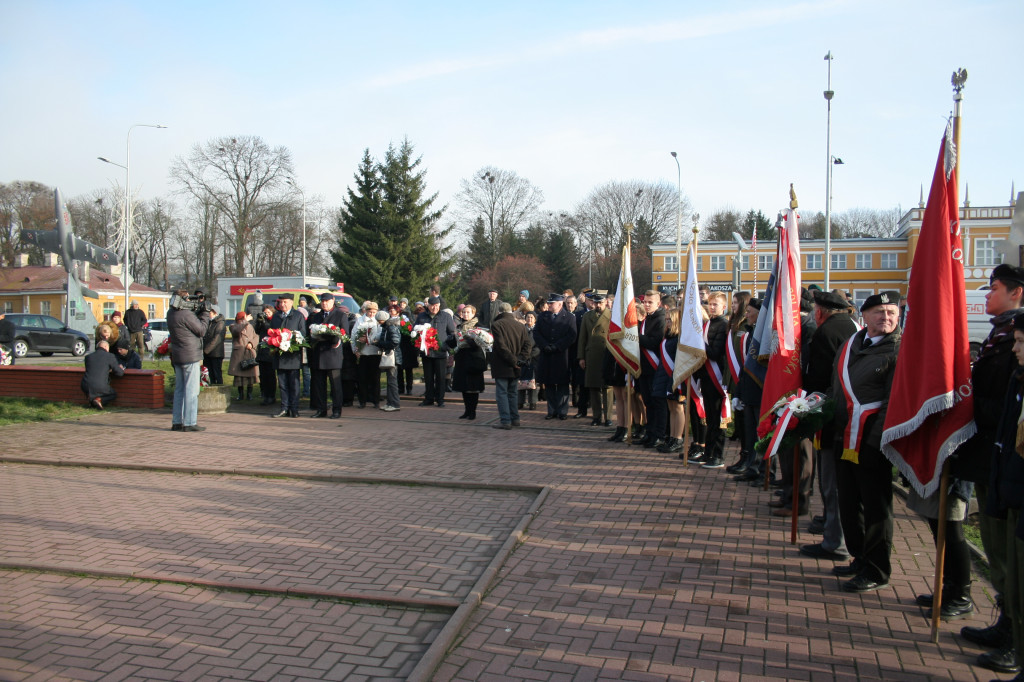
[534,293,577,420]
[830,290,901,593]
[578,293,612,427]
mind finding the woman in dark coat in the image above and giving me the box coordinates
[253,305,277,405]
[448,305,487,420]
[228,312,259,400]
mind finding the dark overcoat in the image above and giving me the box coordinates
[308,307,350,371]
[534,307,577,385]
[270,308,305,371]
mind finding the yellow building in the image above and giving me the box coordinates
[651,200,1017,308]
[0,255,170,322]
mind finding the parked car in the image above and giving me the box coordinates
[144,318,170,352]
[5,314,91,358]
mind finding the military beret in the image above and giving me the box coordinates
[860,290,901,312]
[747,298,762,310]
[813,290,848,310]
[990,264,1024,289]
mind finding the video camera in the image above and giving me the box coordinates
[169,292,213,315]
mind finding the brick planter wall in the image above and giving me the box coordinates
[0,366,166,409]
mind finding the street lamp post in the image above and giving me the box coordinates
[823,51,835,291]
[287,179,306,283]
[670,151,682,294]
[99,123,166,311]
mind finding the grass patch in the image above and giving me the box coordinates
[0,397,95,426]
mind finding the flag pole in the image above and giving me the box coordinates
[930,67,967,643]
[625,223,634,445]
[684,219,700,465]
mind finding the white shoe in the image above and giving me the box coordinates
[381,405,400,412]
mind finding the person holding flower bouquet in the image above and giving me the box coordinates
[396,303,418,394]
[306,293,350,418]
[377,308,403,411]
[253,304,278,405]
[352,301,383,409]
[270,294,305,418]
[415,296,456,407]
[447,304,487,420]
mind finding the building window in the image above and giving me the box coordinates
[69,299,77,319]
[757,254,774,270]
[806,254,822,270]
[710,255,726,271]
[855,254,872,269]
[40,300,51,317]
[148,303,156,318]
[831,254,847,270]
[3,301,12,313]
[695,257,702,272]
[880,253,898,269]
[975,239,1004,266]
[663,256,678,273]
[103,302,116,319]
[853,289,875,310]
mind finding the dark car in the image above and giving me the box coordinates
[6,314,91,358]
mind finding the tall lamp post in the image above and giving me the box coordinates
[670,151,682,294]
[823,51,835,291]
[286,178,306,283]
[99,123,167,311]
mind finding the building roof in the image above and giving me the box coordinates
[0,265,168,297]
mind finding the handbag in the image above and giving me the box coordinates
[379,350,396,369]
[239,347,258,370]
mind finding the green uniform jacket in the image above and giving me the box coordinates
[577,307,611,389]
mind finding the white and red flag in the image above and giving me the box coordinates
[605,242,641,376]
[757,207,803,438]
[881,121,975,496]
[673,240,707,389]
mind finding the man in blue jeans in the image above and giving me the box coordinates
[489,303,532,430]
[167,290,212,432]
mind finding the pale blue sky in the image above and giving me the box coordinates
[2,0,1020,224]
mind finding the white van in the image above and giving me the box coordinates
[965,288,989,360]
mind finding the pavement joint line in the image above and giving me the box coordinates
[406,486,551,682]
[0,562,461,611]
[0,457,547,493]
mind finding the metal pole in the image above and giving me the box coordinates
[123,124,166,311]
[671,152,682,295]
[824,51,834,291]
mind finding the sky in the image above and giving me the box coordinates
[2,0,1021,228]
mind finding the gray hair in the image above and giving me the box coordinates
[498,302,512,313]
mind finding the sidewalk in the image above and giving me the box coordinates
[0,400,994,681]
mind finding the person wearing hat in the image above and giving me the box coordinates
[228,311,259,401]
[513,290,533,314]
[954,264,1024,672]
[270,293,305,418]
[306,292,350,418]
[415,296,456,406]
[986,311,1024,677]
[534,293,577,420]
[253,304,278,405]
[479,288,503,330]
[827,290,901,593]
[124,300,148,355]
[168,289,212,431]
[108,310,132,361]
[202,305,226,385]
[796,288,859,563]
[577,293,613,427]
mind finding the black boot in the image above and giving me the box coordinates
[246,386,253,400]
[237,388,245,400]
[608,426,627,442]
[962,602,1013,649]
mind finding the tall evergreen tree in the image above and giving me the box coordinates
[329,139,450,302]
[543,227,579,292]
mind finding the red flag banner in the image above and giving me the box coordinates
[881,121,976,496]
[605,242,641,376]
[757,207,803,438]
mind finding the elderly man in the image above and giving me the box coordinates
[490,302,533,429]
[271,293,305,418]
[81,339,124,409]
[479,288,502,329]
[830,290,901,593]
[534,293,577,420]
[416,296,456,407]
[307,293,350,419]
[124,300,147,355]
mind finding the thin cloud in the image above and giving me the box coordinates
[362,0,849,89]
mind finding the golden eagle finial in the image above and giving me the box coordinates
[789,183,798,209]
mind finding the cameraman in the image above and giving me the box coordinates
[168,289,212,432]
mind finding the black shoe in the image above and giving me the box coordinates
[330,412,341,419]
[590,419,602,426]
[604,420,613,427]
[842,575,888,593]
[311,411,328,418]
[688,450,706,463]
[511,420,520,427]
[925,596,975,621]
[573,411,587,419]
[418,401,434,407]
[962,614,1014,649]
[632,426,646,441]
[545,415,557,420]
[735,470,760,482]
[726,456,746,474]
[609,427,627,443]
[645,438,666,449]
[666,439,685,453]
[799,543,850,561]
[558,415,567,420]
[272,410,289,418]
[182,425,206,432]
[701,457,724,469]
[171,424,183,431]
[977,648,1020,674]
[807,518,826,534]
[458,413,469,419]
[656,437,677,453]
[437,402,445,407]
[492,423,512,430]
[289,409,299,418]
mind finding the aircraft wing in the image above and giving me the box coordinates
[68,238,120,266]
[20,229,61,252]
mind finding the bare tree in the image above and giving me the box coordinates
[572,180,687,259]
[457,166,544,268]
[170,135,294,276]
[834,206,904,238]
[0,181,53,265]
[133,198,178,290]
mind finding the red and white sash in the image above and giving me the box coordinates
[837,336,883,464]
[701,321,731,423]
[726,331,748,384]
[688,376,706,420]
[660,339,675,376]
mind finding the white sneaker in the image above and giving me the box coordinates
[381,405,400,412]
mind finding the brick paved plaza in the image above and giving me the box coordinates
[0,400,997,680]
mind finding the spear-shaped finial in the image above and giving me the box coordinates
[789,183,799,209]
[919,184,925,208]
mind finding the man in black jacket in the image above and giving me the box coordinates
[478,289,502,330]
[798,290,858,561]
[490,303,532,429]
[416,296,456,407]
[307,293,350,419]
[956,264,1024,674]
[168,290,212,431]
[271,294,306,418]
[636,290,667,447]
[124,301,147,355]
[81,340,124,409]
[695,292,730,468]
[534,293,577,420]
